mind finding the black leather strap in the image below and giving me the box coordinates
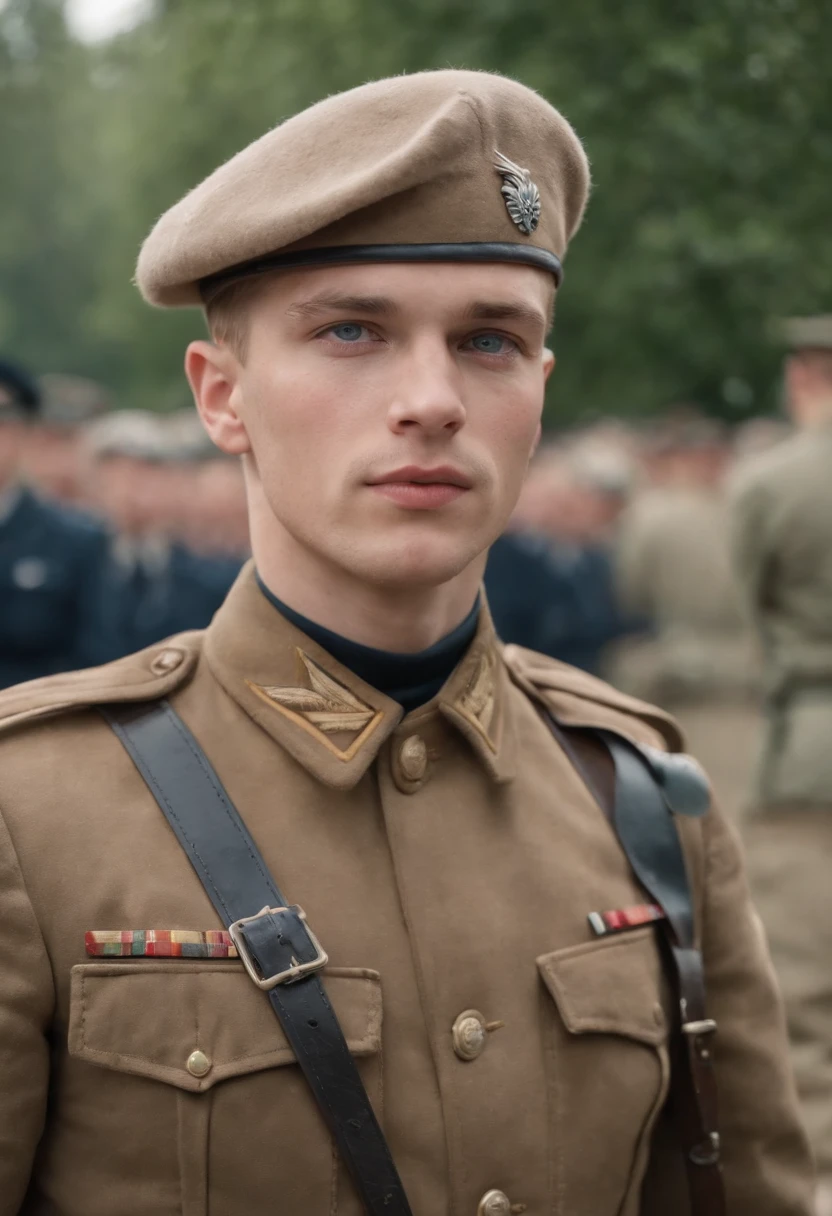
[199,240,564,298]
[543,713,726,1216]
[103,700,412,1216]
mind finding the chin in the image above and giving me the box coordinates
[348,531,489,590]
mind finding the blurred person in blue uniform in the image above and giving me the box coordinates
[82,410,242,658]
[485,529,593,662]
[0,357,110,688]
[487,441,641,672]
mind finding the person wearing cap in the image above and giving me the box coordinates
[25,373,112,505]
[0,72,812,1216]
[82,410,241,660]
[0,357,110,689]
[611,412,761,824]
[496,441,643,673]
[730,315,832,1212]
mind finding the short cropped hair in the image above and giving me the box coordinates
[202,274,275,361]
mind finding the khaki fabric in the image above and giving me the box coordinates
[616,486,750,654]
[668,702,762,826]
[730,424,832,1183]
[730,423,832,804]
[135,70,590,307]
[744,809,832,1174]
[0,566,812,1215]
[610,485,761,822]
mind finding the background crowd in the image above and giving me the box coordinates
[0,354,788,828]
[3,0,832,1205]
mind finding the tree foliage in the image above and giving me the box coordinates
[1,0,830,422]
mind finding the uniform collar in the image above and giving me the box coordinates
[203,563,517,790]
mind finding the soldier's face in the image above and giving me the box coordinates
[189,262,554,588]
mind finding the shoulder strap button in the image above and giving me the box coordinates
[641,746,711,817]
[151,647,184,675]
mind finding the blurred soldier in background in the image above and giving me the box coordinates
[493,438,641,671]
[164,409,250,559]
[82,410,242,660]
[610,412,761,821]
[25,373,112,505]
[0,357,109,688]
[731,316,832,1210]
[187,455,250,558]
[485,528,595,662]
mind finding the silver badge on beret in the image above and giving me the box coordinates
[494,151,541,235]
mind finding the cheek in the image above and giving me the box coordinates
[480,379,544,472]
[243,365,350,499]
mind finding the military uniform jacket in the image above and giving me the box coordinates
[731,424,832,805]
[0,567,812,1215]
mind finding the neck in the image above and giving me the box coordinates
[252,523,485,655]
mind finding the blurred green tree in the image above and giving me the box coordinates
[1,0,830,422]
[0,0,116,380]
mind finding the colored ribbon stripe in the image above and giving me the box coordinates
[587,903,665,937]
[85,929,238,958]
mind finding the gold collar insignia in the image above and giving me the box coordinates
[454,649,497,753]
[247,649,384,762]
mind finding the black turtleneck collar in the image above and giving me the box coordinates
[256,573,480,713]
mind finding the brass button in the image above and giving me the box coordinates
[186,1049,211,1078]
[452,1009,488,1061]
[478,1191,511,1216]
[398,735,428,782]
[151,647,184,675]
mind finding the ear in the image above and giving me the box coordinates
[184,340,251,456]
[543,348,556,383]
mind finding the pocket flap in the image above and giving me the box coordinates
[69,963,381,1091]
[537,928,666,1046]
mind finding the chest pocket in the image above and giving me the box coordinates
[536,928,671,1216]
[67,962,382,1216]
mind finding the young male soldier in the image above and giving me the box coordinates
[731,316,832,1212]
[0,72,813,1216]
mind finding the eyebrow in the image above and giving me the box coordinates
[285,293,400,320]
[285,291,547,330]
[462,300,547,330]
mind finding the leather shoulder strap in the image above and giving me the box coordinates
[103,699,412,1216]
[542,711,725,1216]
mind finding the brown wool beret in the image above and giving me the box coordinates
[776,315,832,353]
[136,69,591,308]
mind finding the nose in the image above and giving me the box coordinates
[387,340,467,437]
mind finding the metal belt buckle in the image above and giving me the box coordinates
[228,904,328,990]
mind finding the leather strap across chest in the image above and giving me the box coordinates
[103,700,412,1216]
[104,695,724,1216]
[542,712,726,1216]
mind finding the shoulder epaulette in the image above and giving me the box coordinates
[0,633,203,737]
[501,642,684,753]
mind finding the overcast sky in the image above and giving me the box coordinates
[64,0,153,43]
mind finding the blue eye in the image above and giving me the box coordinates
[329,323,366,342]
[469,333,514,355]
